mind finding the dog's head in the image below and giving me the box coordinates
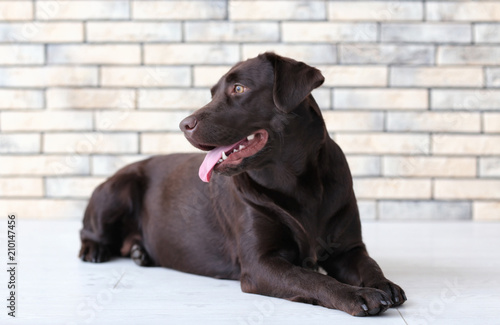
[180,52,325,182]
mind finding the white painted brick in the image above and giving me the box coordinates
[141,133,202,154]
[1,111,93,132]
[45,177,106,198]
[87,22,181,42]
[0,90,43,109]
[383,156,476,177]
[283,22,377,42]
[427,2,500,22]
[438,46,500,65]
[475,24,500,43]
[242,44,337,64]
[36,1,129,20]
[431,90,500,110]
[0,67,97,87]
[353,178,431,199]
[0,1,33,20]
[0,44,43,65]
[486,68,500,87]
[0,0,497,216]
[435,180,500,200]
[484,113,500,133]
[0,178,43,197]
[132,1,226,20]
[0,134,40,153]
[186,22,279,42]
[101,67,190,88]
[345,156,381,177]
[311,89,332,110]
[340,44,434,65]
[387,112,481,133]
[379,201,471,220]
[193,66,232,87]
[138,89,210,110]
[323,111,384,132]
[358,201,376,220]
[92,110,132,132]
[432,135,500,155]
[47,88,136,110]
[43,133,138,154]
[334,89,428,110]
[92,155,148,176]
[48,45,140,65]
[144,44,239,65]
[0,199,87,218]
[95,111,189,132]
[320,66,387,87]
[0,22,82,43]
[329,1,422,21]
[480,158,500,177]
[391,67,483,88]
[336,133,429,155]
[381,23,471,43]
[473,202,500,221]
[230,1,325,20]
[0,155,89,176]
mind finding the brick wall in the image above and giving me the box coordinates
[0,0,499,220]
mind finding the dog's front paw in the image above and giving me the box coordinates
[369,279,407,307]
[79,240,111,263]
[348,287,393,316]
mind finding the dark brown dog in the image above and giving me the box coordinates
[79,52,406,316]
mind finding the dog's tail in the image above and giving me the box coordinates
[79,160,148,263]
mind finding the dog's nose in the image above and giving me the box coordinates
[179,116,198,133]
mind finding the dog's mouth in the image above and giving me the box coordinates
[198,129,268,182]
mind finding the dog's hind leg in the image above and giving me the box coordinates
[120,233,154,266]
[79,162,147,263]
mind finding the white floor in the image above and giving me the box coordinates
[0,220,499,325]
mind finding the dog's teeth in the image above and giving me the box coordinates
[222,151,227,160]
[247,134,255,141]
[233,149,238,153]
[218,159,223,163]
[239,145,245,150]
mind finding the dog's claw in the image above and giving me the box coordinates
[351,287,392,317]
[369,280,406,307]
[131,243,152,266]
[79,240,111,263]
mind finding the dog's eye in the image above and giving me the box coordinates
[233,85,245,94]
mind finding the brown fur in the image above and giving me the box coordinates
[79,53,406,316]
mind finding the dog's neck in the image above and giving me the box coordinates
[243,97,331,201]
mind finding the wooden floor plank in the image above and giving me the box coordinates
[1,220,499,324]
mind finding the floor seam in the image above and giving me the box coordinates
[113,271,126,290]
[397,308,409,325]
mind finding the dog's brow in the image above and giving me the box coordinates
[225,72,239,84]
[225,71,257,89]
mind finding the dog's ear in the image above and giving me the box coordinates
[264,52,325,113]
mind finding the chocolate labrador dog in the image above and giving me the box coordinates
[79,52,406,316]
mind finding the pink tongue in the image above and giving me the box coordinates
[199,143,238,182]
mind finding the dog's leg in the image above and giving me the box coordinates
[240,256,393,316]
[79,165,146,263]
[321,246,407,307]
[238,215,394,317]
